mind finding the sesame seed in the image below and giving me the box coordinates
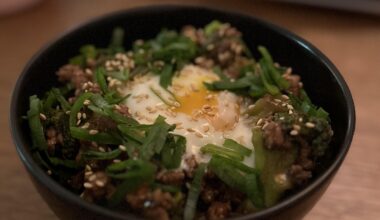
[76,119,82,126]
[305,122,316,128]
[248,104,255,110]
[77,112,82,120]
[118,145,127,151]
[84,171,93,176]
[202,124,210,132]
[195,132,204,138]
[113,159,121,163]
[39,113,47,120]
[257,118,264,126]
[47,170,52,175]
[81,122,90,129]
[287,105,294,110]
[82,113,87,119]
[95,180,105,187]
[65,111,71,115]
[290,130,299,136]
[187,128,195,133]
[83,182,93,189]
[299,117,304,122]
[89,130,98,135]
[262,122,269,130]
[274,99,282,103]
[88,174,97,182]
[83,99,91,105]
[289,110,293,115]
[293,124,301,131]
[281,95,289,100]
[279,116,285,120]
[98,147,105,152]
[85,165,92,171]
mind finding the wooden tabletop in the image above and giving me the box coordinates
[1,0,379,219]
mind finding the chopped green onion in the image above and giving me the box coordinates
[161,134,186,169]
[159,64,174,88]
[204,20,222,36]
[150,85,180,107]
[245,173,265,208]
[51,88,71,111]
[200,144,244,161]
[139,116,174,160]
[223,138,252,157]
[27,95,47,150]
[184,163,206,220]
[208,156,246,190]
[69,92,93,127]
[82,149,121,160]
[95,67,109,94]
[70,127,120,145]
[48,157,81,169]
[212,155,257,174]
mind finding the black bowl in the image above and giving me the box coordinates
[10,5,355,220]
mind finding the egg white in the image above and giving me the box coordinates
[120,65,255,169]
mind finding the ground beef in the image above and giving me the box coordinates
[156,170,185,186]
[144,206,170,220]
[82,171,113,202]
[57,64,91,90]
[184,155,198,178]
[88,114,118,132]
[284,74,302,96]
[115,104,131,117]
[207,201,231,220]
[263,121,289,150]
[289,165,312,185]
[126,186,173,220]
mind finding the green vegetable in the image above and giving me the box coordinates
[69,92,93,127]
[27,95,47,150]
[184,163,206,220]
[107,159,156,206]
[200,144,244,161]
[108,27,125,54]
[69,45,97,66]
[161,134,186,169]
[150,85,179,107]
[95,67,109,94]
[82,149,121,160]
[212,155,257,174]
[70,127,120,145]
[208,156,246,190]
[106,69,129,81]
[51,88,71,111]
[252,127,296,207]
[139,116,174,160]
[223,138,252,157]
[245,173,265,208]
[48,157,81,169]
[159,64,174,88]
[204,20,222,36]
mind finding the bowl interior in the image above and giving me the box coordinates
[10,5,355,219]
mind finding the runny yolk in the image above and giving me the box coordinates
[175,88,218,115]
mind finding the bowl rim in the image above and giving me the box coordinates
[10,4,355,220]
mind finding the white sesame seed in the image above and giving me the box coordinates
[118,145,127,151]
[82,113,87,119]
[65,111,71,115]
[83,182,93,189]
[279,116,285,120]
[98,147,105,152]
[77,112,82,120]
[76,119,82,126]
[85,165,92,171]
[195,132,204,138]
[39,113,47,120]
[248,104,255,110]
[257,118,264,126]
[88,174,97,182]
[113,159,121,163]
[47,170,52,175]
[84,171,93,176]
[187,128,195,133]
[83,99,91,105]
[89,130,98,135]
[262,122,269,130]
[299,117,303,122]
[293,124,301,131]
[81,122,90,129]
[305,122,316,128]
[274,99,282,103]
[281,95,289,100]
[95,180,105,187]
[290,130,299,136]
[289,110,294,115]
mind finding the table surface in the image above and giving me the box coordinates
[1,0,379,219]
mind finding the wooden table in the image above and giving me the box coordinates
[1,1,379,219]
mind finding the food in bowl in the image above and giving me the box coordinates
[25,21,333,220]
